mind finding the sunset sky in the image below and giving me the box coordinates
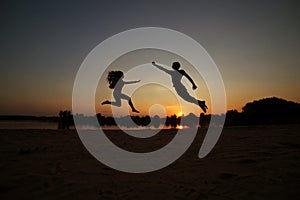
[1,0,299,116]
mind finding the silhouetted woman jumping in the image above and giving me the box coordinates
[152,61,208,113]
[102,71,140,113]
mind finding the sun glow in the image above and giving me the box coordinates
[176,125,184,129]
[177,112,183,117]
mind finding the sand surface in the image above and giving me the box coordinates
[0,125,299,199]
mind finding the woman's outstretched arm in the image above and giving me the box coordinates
[124,80,141,84]
[152,62,171,74]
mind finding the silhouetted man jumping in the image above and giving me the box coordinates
[152,61,208,113]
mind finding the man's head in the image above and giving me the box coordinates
[172,62,180,70]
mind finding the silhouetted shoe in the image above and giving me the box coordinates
[198,100,208,113]
[132,109,140,113]
[101,100,110,105]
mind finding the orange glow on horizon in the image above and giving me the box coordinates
[177,112,183,117]
[176,125,184,129]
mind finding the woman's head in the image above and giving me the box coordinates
[107,70,124,89]
[172,62,180,70]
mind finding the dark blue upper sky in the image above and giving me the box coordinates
[1,0,299,115]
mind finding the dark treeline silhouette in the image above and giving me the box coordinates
[1,97,299,129]
[225,97,300,126]
[95,114,183,129]
[95,113,210,128]
[94,97,300,128]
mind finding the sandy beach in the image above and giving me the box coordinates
[0,125,299,199]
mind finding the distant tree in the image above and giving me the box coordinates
[152,115,161,128]
[58,110,72,129]
[141,115,151,127]
[199,113,210,128]
[165,114,180,128]
[96,113,106,126]
[225,110,243,126]
[181,113,199,128]
[58,110,63,129]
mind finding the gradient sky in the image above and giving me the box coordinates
[1,0,300,116]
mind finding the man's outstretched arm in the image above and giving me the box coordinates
[124,80,141,84]
[152,62,171,74]
[181,70,197,90]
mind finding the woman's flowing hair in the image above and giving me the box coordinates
[107,71,124,89]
